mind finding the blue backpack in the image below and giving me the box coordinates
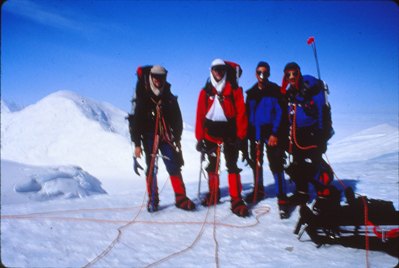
[302,75,335,142]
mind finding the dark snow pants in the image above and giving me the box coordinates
[203,139,241,174]
[143,134,182,176]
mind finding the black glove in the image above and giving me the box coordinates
[315,129,327,153]
[196,139,207,153]
[176,150,184,166]
[173,140,184,166]
[318,141,327,154]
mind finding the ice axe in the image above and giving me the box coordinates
[133,157,144,176]
[307,36,321,80]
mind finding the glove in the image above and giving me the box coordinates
[318,141,327,154]
[173,140,185,166]
[314,129,327,153]
[176,150,184,166]
[196,139,207,153]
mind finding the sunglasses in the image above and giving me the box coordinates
[212,66,226,72]
[285,70,299,79]
[152,74,166,80]
[256,71,268,76]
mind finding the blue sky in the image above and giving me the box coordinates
[2,0,398,135]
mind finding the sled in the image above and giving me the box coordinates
[294,187,399,257]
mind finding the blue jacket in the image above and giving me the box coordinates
[246,81,282,141]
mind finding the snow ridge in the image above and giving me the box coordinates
[328,123,399,163]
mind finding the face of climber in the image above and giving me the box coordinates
[285,69,299,87]
[256,66,269,83]
[211,65,226,82]
[151,74,166,89]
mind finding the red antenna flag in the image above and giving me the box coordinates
[307,36,315,45]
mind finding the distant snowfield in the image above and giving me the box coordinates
[328,124,399,163]
[1,91,398,267]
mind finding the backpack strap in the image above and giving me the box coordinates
[204,80,237,116]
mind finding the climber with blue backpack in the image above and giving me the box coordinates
[282,62,335,207]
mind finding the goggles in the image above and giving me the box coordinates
[285,70,299,79]
[151,74,166,80]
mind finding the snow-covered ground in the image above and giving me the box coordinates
[1,91,398,267]
[1,161,106,205]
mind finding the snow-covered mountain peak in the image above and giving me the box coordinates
[1,90,133,184]
[30,90,129,135]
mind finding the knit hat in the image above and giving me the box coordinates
[281,62,301,94]
[256,61,270,71]
[150,65,167,75]
[211,58,226,68]
[284,62,300,72]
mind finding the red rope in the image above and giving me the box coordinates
[83,189,148,267]
[83,176,169,267]
[145,205,213,268]
[290,104,318,151]
[3,201,271,267]
[325,154,399,267]
[213,145,222,268]
[324,154,347,189]
[361,196,371,268]
[146,102,162,205]
[147,144,224,268]
[2,207,272,229]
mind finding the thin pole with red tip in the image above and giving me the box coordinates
[307,36,321,79]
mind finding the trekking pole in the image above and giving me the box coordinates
[146,103,162,212]
[252,141,261,204]
[307,36,321,80]
[146,134,160,212]
[213,143,222,206]
[197,152,205,201]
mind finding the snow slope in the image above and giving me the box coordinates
[1,91,131,175]
[328,124,399,163]
[1,91,398,267]
[1,154,397,268]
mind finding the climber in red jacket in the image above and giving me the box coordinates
[195,58,249,217]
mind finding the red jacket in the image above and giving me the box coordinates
[195,81,247,143]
